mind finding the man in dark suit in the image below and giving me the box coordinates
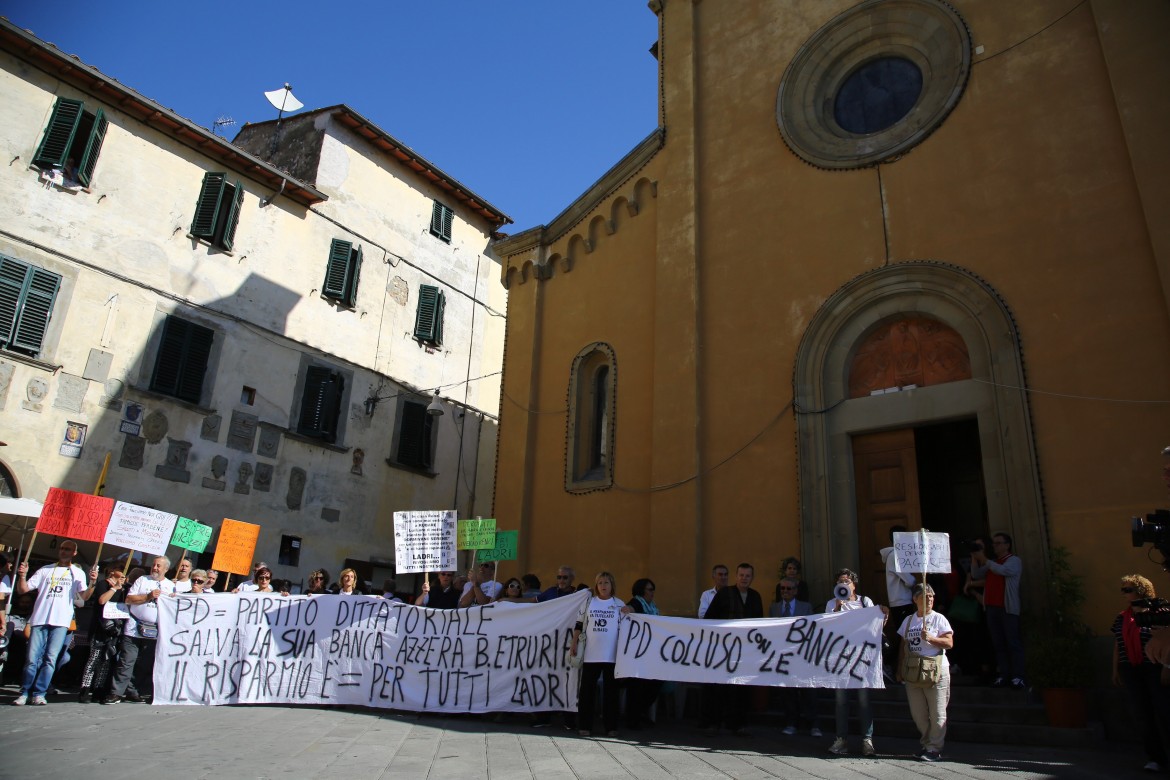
[703,562,764,734]
[771,578,821,737]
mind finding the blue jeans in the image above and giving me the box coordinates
[22,625,69,697]
[834,687,873,739]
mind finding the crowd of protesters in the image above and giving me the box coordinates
[0,530,1051,764]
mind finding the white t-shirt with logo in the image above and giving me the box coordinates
[581,597,625,663]
[898,610,953,666]
[126,575,176,634]
[27,564,87,628]
[461,580,503,600]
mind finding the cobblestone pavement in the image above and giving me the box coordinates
[0,687,1131,779]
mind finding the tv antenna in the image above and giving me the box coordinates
[212,116,236,137]
[264,83,304,159]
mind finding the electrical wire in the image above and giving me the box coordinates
[974,0,1087,65]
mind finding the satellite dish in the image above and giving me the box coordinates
[264,83,304,113]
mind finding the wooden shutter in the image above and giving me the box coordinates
[77,108,107,187]
[434,290,445,346]
[191,173,227,239]
[0,258,28,347]
[10,267,60,355]
[298,366,344,443]
[414,284,441,343]
[441,205,453,241]
[323,239,354,301]
[32,98,83,169]
[347,245,362,307]
[151,316,214,404]
[430,201,452,242]
[219,181,245,251]
[396,401,433,468]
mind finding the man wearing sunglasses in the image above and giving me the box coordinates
[460,561,502,607]
[538,566,577,602]
[415,571,461,609]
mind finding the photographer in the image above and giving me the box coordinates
[1112,574,1168,772]
[971,532,1025,689]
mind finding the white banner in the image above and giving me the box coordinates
[892,530,952,574]
[154,591,587,711]
[393,510,458,574]
[104,501,179,556]
[615,608,886,688]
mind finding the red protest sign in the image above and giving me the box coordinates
[37,487,115,543]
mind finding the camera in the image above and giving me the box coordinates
[834,583,851,601]
[1131,510,1170,562]
[965,540,984,553]
[1132,597,1170,628]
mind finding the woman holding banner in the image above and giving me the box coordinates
[332,568,364,596]
[626,578,663,730]
[571,572,629,736]
[896,583,954,763]
[827,568,883,756]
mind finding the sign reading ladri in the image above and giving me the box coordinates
[615,608,885,688]
[154,591,586,712]
[393,510,457,573]
[479,530,518,562]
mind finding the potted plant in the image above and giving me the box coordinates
[1026,545,1092,727]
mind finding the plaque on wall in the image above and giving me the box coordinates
[226,411,259,453]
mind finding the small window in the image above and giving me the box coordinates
[32,97,108,187]
[322,239,362,308]
[566,343,616,491]
[413,284,445,346]
[150,315,215,404]
[393,399,436,470]
[0,256,62,359]
[297,365,345,443]
[429,200,454,243]
[278,535,301,567]
[190,172,245,251]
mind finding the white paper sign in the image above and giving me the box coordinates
[103,501,179,556]
[892,530,952,574]
[615,608,885,688]
[393,510,457,574]
[154,591,586,711]
[103,601,131,620]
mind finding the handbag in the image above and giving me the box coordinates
[902,653,942,686]
[570,597,592,669]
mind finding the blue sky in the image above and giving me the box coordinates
[3,2,660,231]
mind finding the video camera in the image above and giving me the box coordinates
[1132,509,1170,564]
[1132,597,1170,628]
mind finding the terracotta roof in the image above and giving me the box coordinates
[0,17,327,207]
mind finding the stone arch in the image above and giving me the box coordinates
[520,260,535,285]
[589,214,614,245]
[504,265,520,289]
[793,262,1047,597]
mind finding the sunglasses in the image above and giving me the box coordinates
[1122,587,1136,594]
[191,579,206,584]
[779,586,796,591]
[257,575,271,580]
[556,575,571,581]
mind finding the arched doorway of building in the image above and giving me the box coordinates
[794,263,1047,602]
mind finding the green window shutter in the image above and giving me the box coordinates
[150,316,214,404]
[298,366,344,443]
[347,244,362,307]
[414,284,441,343]
[76,108,107,187]
[10,267,60,355]
[32,98,83,169]
[322,239,354,301]
[396,401,433,468]
[218,181,245,251]
[434,289,446,346]
[0,258,29,348]
[191,172,227,239]
[430,201,452,243]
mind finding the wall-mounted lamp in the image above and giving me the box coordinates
[363,396,379,416]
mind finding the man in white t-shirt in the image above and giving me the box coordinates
[12,540,98,705]
[697,563,729,618]
[459,561,502,606]
[172,558,194,594]
[104,555,176,705]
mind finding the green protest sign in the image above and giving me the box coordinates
[478,529,517,562]
[457,518,497,550]
[170,516,213,553]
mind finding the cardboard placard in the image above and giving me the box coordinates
[103,501,180,557]
[892,530,952,573]
[478,530,518,562]
[170,516,213,553]
[393,510,457,574]
[457,518,497,550]
[36,487,114,542]
[211,518,261,576]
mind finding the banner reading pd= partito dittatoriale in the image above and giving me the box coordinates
[615,608,886,689]
[154,591,587,712]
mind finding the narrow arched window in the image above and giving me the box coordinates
[566,343,616,492]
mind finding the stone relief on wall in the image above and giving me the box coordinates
[142,410,169,444]
[155,438,192,483]
[254,462,273,492]
[200,414,222,442]
[234,462,253,495]
[286,467,306,510]
[22,377,48,412]
[257,423,282,459]
[52,373,87,413]
[119,435,145,470]
[0,362,14,411]
[351,448,364,476]
[202,455,228,491]
[226,411,259,453]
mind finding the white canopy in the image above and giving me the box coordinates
[0,496,43,517]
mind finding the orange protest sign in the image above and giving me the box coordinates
[37,487,115,542]
[210,518,261,576]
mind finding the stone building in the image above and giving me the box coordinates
[491,0,1170,623]
[0,18,509,592]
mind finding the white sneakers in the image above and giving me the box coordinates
[12,694,27,706]
[828,738,848,755]
[781,726,797,736]
[30,695,47,705]
[810,727,823,738]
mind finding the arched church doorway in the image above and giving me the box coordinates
[794,263,1047,602]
